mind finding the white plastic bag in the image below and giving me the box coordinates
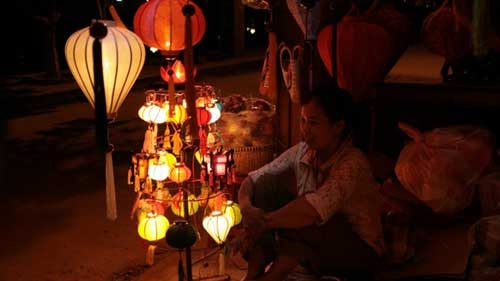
[395,122,495,214]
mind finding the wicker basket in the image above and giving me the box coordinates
[233,145,275,176]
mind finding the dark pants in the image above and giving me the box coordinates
[250,172,379,278]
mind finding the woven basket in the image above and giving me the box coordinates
[233,145,275,176]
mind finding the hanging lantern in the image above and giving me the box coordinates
[196,108,211,126]
[171,190,199,217]
[65,19,146,221]
[158,151,177,168]
[133,0,206,53]
[203,210,231,245]
[169,162,192,184]
[206,103,221,124]
[222,200,242,227]
[166,104,187,125]
[137,212,170,242]
[212,153,228,177]
[138,104,167,124]
[148,161,170,181]
[208,191,226,212]
[166,220,198,249]
[134,199,165,223]
[65,20,145,120]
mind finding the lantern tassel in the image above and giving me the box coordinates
[106,151,118,220]
[146,244,157,265]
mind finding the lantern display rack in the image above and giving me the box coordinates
[127,55,243,279]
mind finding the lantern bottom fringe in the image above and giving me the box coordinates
[146,244,157,265]
[106,151,117,220]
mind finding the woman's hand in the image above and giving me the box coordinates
[241,206,268,236]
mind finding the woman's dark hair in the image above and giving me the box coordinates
[300,81,355,139]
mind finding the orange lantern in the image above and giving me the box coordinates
[169,162,192,184]
[133,0,206,53]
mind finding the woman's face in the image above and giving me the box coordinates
[300,99,343,151]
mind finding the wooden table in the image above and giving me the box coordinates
[370,44,500,158]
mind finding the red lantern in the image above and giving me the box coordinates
[196,108,211,126]
[133,0,206,53]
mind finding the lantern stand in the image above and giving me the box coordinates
[183,4,197,280]
[90,20,118,220]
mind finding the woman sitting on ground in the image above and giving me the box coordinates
[235,82,386,280]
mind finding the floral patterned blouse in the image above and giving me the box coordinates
[248,140,386,256]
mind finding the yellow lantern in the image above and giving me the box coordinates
[166,104,187,125]
[203,210,231,244]
[137,212,170,242]
[171,191,199,217]
[222,200,242,227]
[169,162,192,184]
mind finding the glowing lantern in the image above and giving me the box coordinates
[171,190,199,217]
[65,19,146,221]
[133,0,206,53]
[203,210,231,244]
[169,162,192,184]
[138,104,167,124]
[148,162,170,181]
[196,108,211,126]
[137,212,170,242]
[222,200,242,227]
[166,104,187,125]
[206,103,221,124]
[65,20,145,120]
[212,153,228,177]
[158,151,177,168]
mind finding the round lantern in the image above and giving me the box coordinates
[171,191,199,217]
[203,210,231,245]
[196,108,211,126]
[166,104,187,125]
[222,200,242,227]
[148,162,170,181]
[137,212,170,242]
[169,163,192,184]
[206,103,221,124]
[133,0,206,53]
[138,104,167,124]
[158,151,177,168]
[166,220,198,249]
[65,20,145,119]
